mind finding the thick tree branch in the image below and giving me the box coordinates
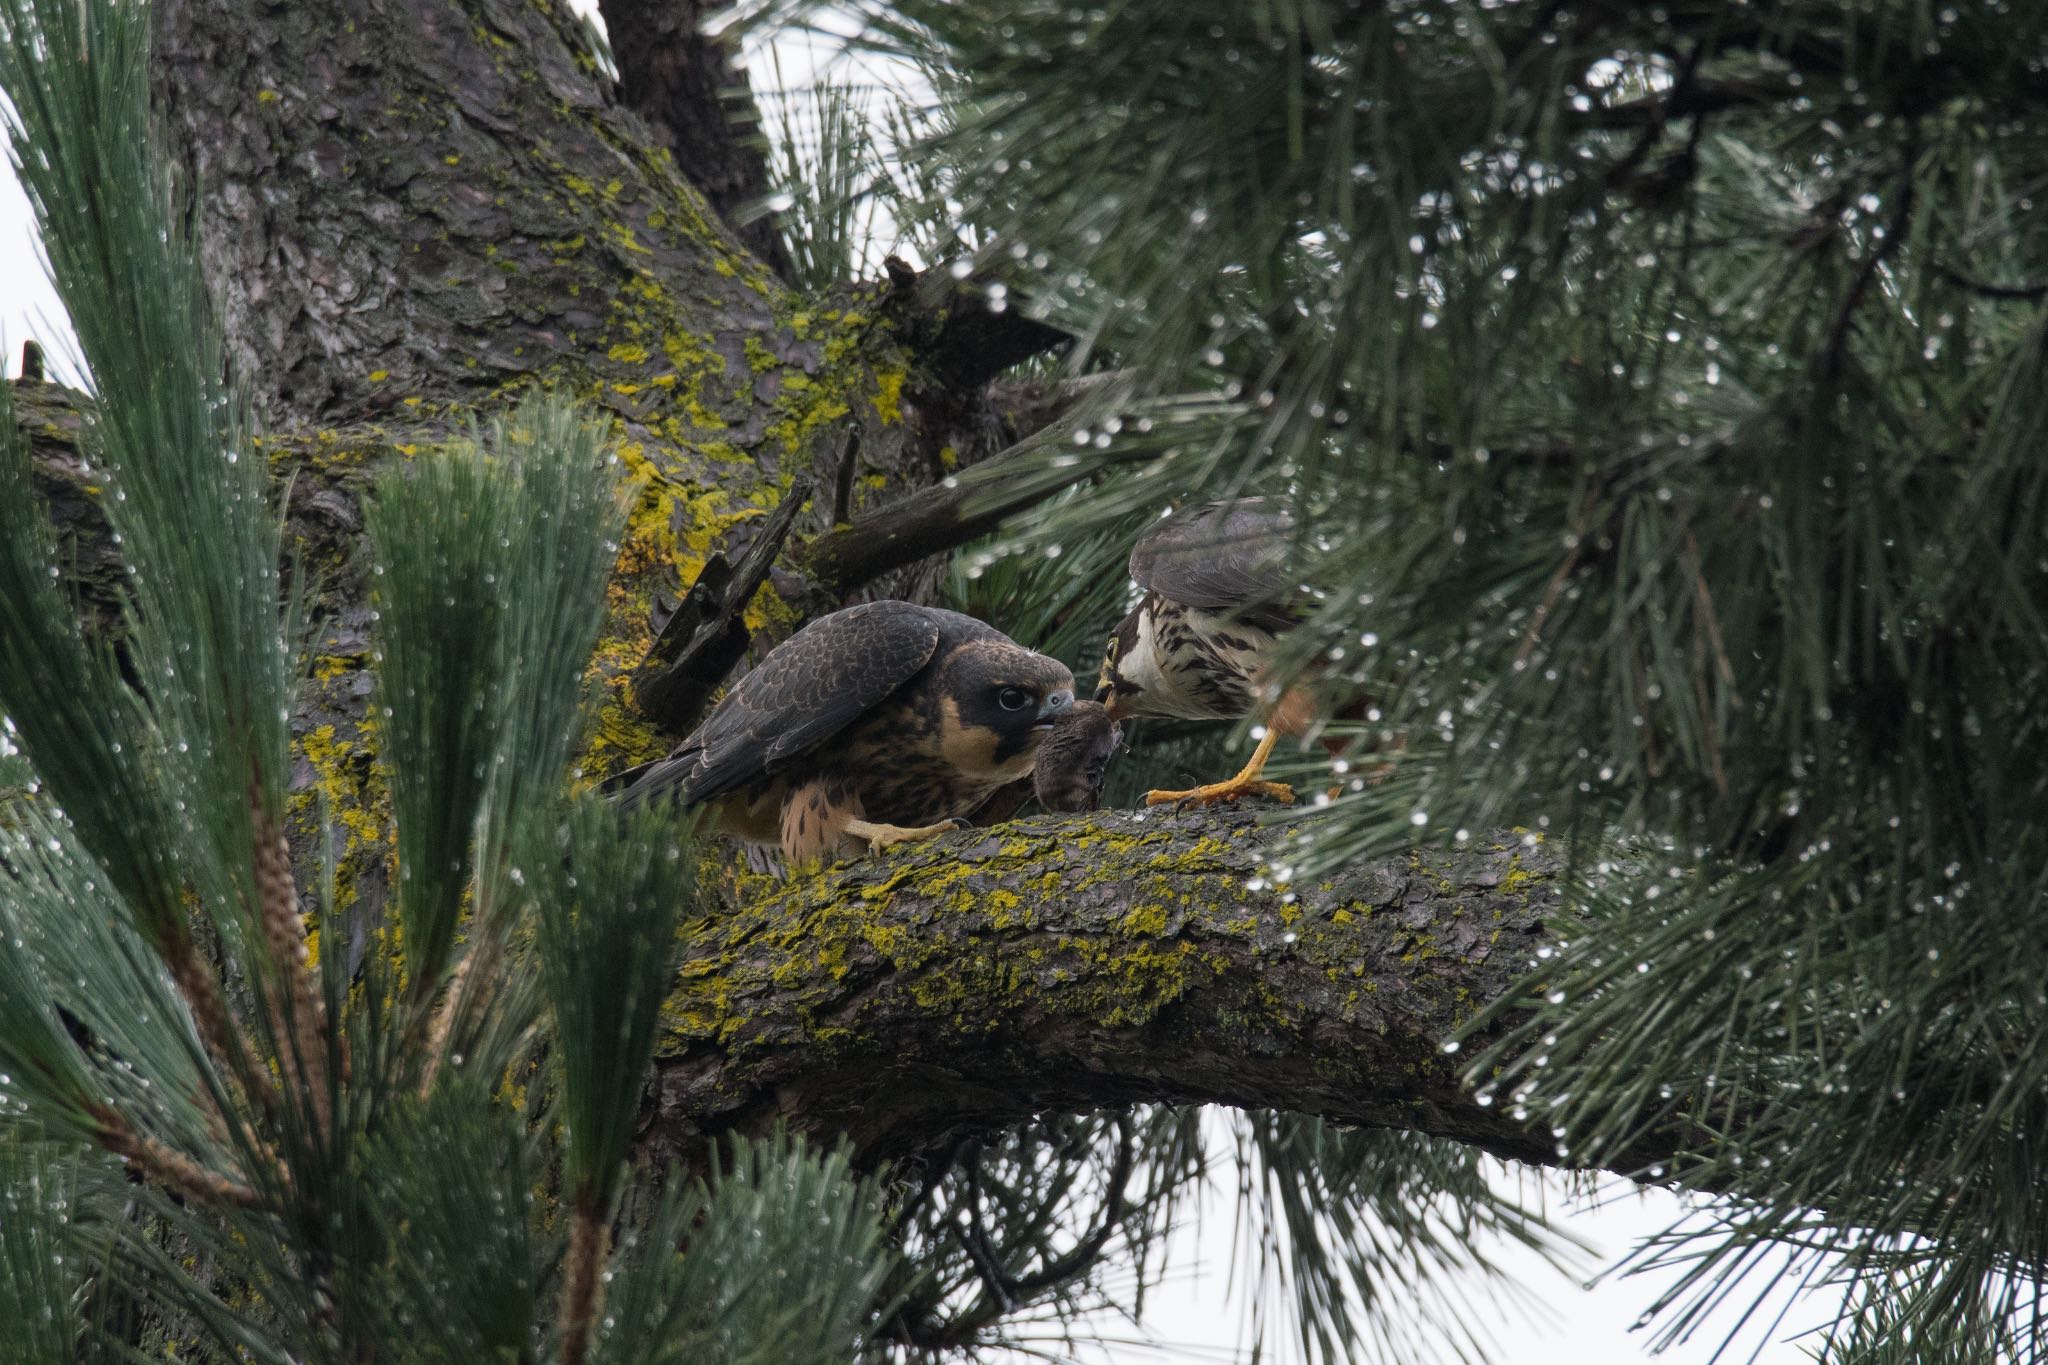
[795,430,1149,597]
[595,0,794,278]
[648,810,1668,1175]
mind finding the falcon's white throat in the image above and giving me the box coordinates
[1118,603,1268,722]
[1111,608,1175,706]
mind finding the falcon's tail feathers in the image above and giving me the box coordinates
[604,750,701,813]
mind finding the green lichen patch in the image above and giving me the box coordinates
[654,812,1568,1124]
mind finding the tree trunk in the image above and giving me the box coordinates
[7,0,1604,1180]
[594,0,795,278]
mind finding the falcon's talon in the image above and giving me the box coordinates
[844,817,964,854]
[1140,721,1293,810]
[1147,778,1297,809]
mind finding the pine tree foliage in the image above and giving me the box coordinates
[872,1110,1200,1357]
[595,1131,898,1365]
[741,0,2048,1356]
[758,60,938,290]
[0,1135,124,1364]
[364,401,630,1014]
[1228,1115,1591,1365]
[0,0,891,1360]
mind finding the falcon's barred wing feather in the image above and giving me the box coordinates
[1128,498,1297,631]
[616,601,945,810]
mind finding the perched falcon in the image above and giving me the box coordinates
[1093,498,1310,806]
[618,600,1076,863]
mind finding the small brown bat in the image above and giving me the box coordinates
[970,699,1123,822]
[1030,699,1123,812]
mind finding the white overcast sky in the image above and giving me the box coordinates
[0,3,1840,1361]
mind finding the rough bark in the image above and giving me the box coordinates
[153,0,767,422]
[143,0,1055,513]
[146,0,1032,604]
[650,810,1601,1171]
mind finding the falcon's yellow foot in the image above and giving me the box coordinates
[843,817,965,854]
[1143,725,1294,808]
[1145,775,1296,808]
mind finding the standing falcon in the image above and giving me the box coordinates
[618,600,1076,864]
[1094,498,1310,806]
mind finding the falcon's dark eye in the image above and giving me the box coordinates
[996,686,1032,712]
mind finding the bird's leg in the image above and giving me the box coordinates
[843,817,966,854]
[1144,725,1296,808]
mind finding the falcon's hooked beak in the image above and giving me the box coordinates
[1034,690,1076,730]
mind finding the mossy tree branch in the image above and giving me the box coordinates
[648,809,1662,1175]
